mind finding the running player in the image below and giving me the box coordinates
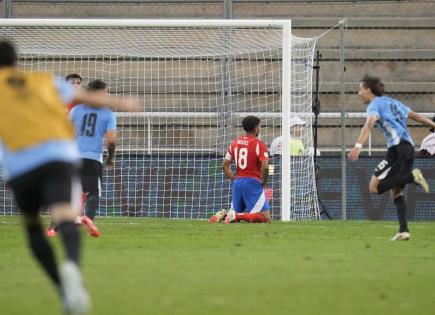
[209,116,271,223]
[0,40,137,314]
[348,75,435,241]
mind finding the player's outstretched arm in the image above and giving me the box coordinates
[73,89,139,112]
[348,115,377,161]
[222,159,235,181]
[408,111,435,129]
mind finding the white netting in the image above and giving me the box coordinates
[0,20,319,220]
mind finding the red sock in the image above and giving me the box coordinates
[236,213,269,223]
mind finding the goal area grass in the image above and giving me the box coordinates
[1,217,434,315]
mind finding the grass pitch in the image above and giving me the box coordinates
[1,217,435,315]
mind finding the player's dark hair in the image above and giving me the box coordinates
[0,41,17,67]
[430,116,435,133]
[242,116,261,133]
[87,79,107,91]
[65,73,82,82]
[361,75,385,96]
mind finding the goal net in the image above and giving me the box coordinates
[0,19,319,221]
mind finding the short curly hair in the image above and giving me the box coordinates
[242,116,261,133]
[361,75,385,96]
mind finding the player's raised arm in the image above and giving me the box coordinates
[408,111,435,129]
[73,88,139,112]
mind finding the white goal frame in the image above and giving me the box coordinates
[0,18,296,221]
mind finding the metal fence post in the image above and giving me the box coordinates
[339,19,347,220]
[224,0,233,19]
[3,0,13,18]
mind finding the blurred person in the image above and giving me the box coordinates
[0,40,137,314]
[69,79,116,237]
[48,79,116,238]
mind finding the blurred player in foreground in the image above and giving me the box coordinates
[209,116,271,223]
[348,75,435,241]
[0,40,137,314]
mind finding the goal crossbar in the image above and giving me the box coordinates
[0,19,292,28]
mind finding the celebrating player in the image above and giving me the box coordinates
[69,79,117,237]
[209,116,271,223]
[47,79,116,237]
[348,75,435,241]
[0,40,137,314]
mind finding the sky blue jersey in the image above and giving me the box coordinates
[69,105,116,163]
[0,79,80,181]
[366,96,414,148]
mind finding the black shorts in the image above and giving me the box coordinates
[8,162,81,217]
[80,158,103,195]
[374,141,415,184]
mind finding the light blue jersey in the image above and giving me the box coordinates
[366,96,413,148]
[69,105,116,163]
[0,79,80,180]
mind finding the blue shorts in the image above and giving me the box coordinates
[231,178,270,213]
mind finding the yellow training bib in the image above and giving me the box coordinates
[0,68,74,151]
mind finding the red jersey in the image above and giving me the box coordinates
[225,134,269,180]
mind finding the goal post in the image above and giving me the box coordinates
[0,18,320,221]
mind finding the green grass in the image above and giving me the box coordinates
[1,217,435,315]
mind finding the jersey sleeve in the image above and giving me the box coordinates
[257,141,269,161]
[54,78,74,105]
[366,100,380,118]
[107,111,117,132]
[399,102,411,118]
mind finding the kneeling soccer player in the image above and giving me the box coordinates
[0,41,137,314]
[209,116,271,224]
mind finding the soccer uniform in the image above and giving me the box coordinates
[0,68,81,215]
[69,105,116,196]
[367,96,415,184]
[225,134,270,213]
